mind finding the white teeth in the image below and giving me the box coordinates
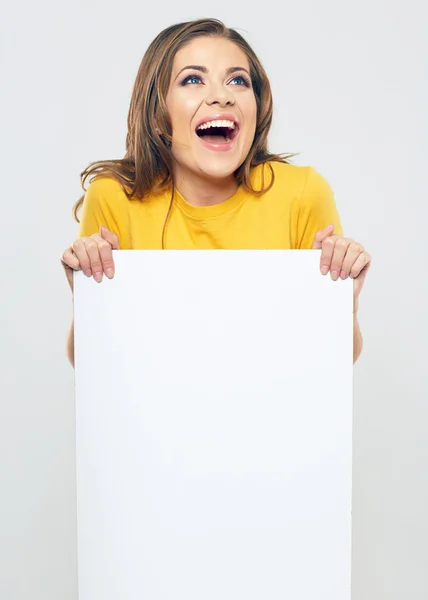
[197,119,236,131]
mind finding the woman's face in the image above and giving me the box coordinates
[165,36,257,182]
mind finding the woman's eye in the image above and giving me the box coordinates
[230,76,247,86]
[183,75,202,85]
[181,74,250,87]
[232,75,251,87]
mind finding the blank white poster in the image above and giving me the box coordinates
[74,250,353,600]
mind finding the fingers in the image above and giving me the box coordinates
[80,233,116,282]
[70,238,92,276]
[340,243,365,279]
[312,224,335,250]
[100,225,120,250]
[61,227,118,285]
[349,251,371,279]
[320,236,371,282]
[90,233,116,280]
[60,246,81,292]
[83,236,105,282]
[60,246,81,271]
[319,235,342,275]
[329,238,354,280]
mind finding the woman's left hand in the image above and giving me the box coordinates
[312,224,371,314]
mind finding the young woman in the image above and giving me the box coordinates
[61,18,371,367]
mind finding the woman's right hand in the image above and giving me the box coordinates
[61,225,120,292]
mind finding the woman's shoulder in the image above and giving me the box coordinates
[261,160,334,200]
[263,159,321,182]
[249,160,312,195]
[85,175,130,200]
[85,175,168,206]
[81,176,140,220]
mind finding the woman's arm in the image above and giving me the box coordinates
[353,312,363,363]
[66,312,75,368]
[62,224,120,369]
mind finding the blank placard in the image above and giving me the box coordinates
[74,250,353,600]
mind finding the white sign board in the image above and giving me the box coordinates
[74,250,353,600]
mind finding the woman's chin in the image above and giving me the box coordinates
[194,156,243,181]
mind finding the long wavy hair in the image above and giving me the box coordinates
[73,18,299,245]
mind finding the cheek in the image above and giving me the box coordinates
[169,95,198,139]
[241,100,258,141]
[240,96,257,125]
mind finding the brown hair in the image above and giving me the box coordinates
[73,18,299,243]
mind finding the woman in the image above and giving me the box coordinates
[61,18,371,367]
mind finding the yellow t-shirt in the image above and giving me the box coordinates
[77,161,343,249]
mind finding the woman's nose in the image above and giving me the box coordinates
[205,85,235,107]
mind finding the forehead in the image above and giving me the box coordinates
[171,37,250,72]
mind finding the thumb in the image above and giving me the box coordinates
[312,223,335,249]
[100,225,120,249]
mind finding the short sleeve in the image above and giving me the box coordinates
[77,177,123,242]
[295,167,344,249]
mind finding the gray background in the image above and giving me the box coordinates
[1,1,427,599]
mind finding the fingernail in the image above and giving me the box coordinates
[85,269,92,277]
[321,265,329,275]
[331,270,339,281]
[93,271,103,282]
[105,268,114,279]
[340,270,347,279]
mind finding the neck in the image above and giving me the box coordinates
[173,166,239,207]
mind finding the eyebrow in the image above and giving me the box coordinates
[174,65,250,81]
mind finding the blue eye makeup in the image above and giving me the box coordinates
[181,74,203,85]
[180,73,251,87]
[229,75,251,87]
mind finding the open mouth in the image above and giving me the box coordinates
[195,119,239,145]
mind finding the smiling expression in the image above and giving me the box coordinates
[165,36,258,182]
